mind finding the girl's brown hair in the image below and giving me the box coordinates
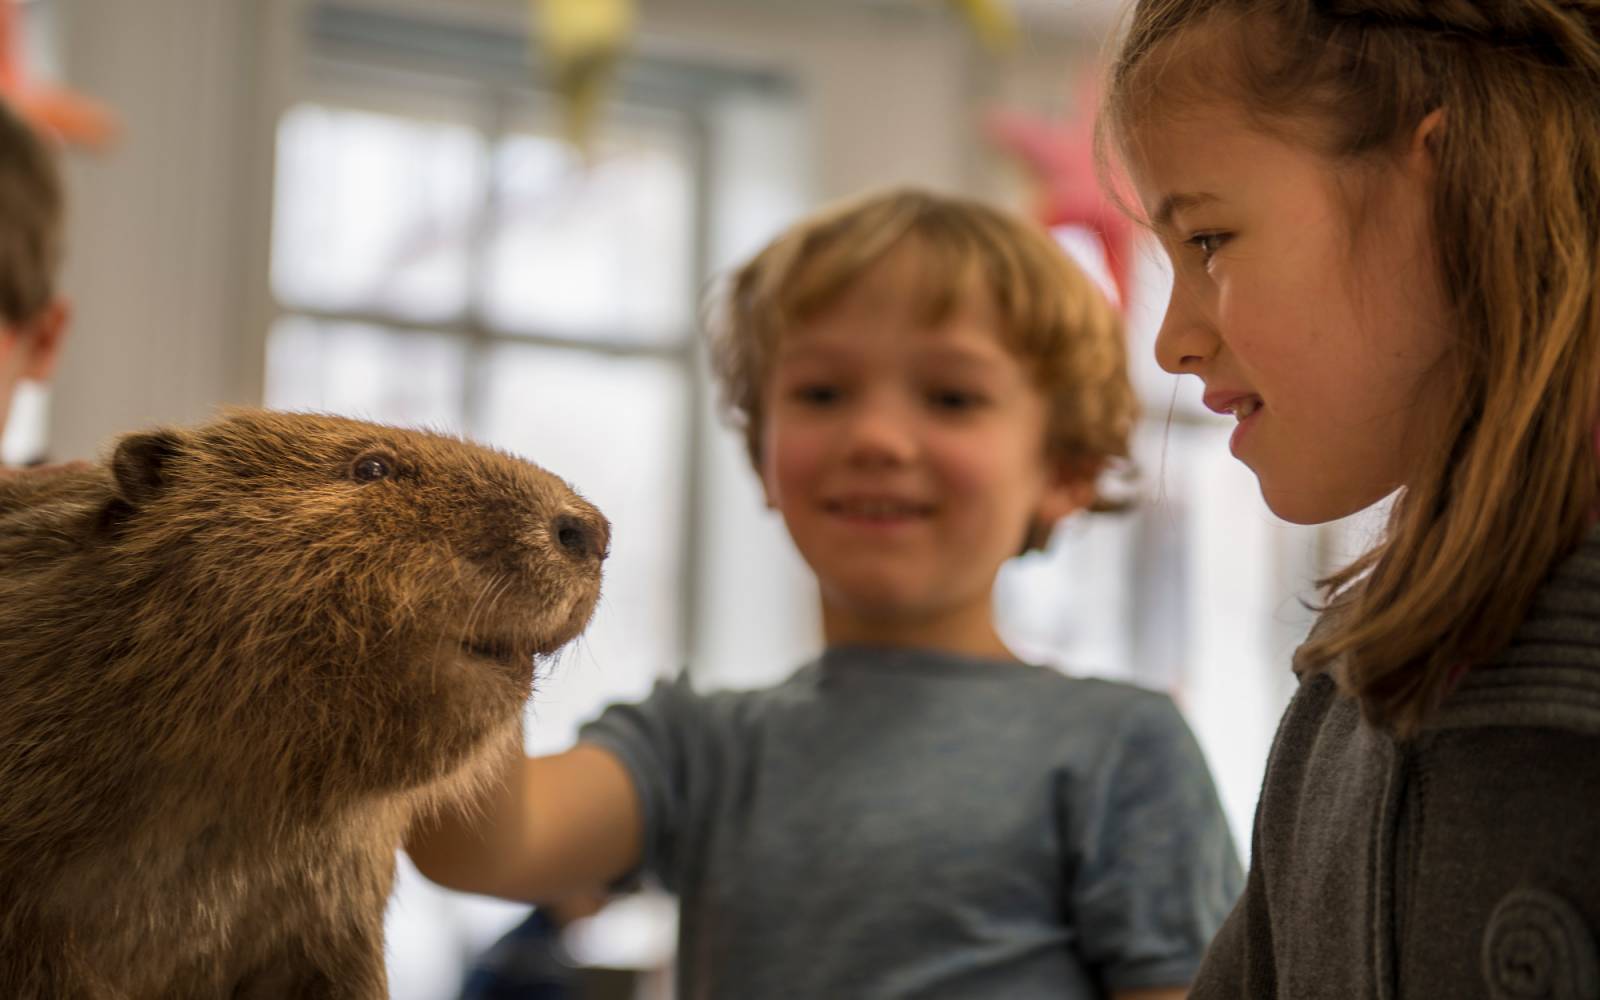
[706,187,1138,519]
[1107,0,1600,736]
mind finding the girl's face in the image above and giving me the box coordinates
[759,246,1087,649]
[1125,103,1458,524]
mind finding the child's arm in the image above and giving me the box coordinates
[405,745,643,903]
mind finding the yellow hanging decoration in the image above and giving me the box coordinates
[949,0,1019,53]
[531,0,636,151]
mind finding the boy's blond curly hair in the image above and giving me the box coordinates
[0,100,63,327]
[706,187,1137,515]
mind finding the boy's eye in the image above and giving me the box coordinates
[792,383,842,406]
[1184,232,1230,263]
[928,388,987,411]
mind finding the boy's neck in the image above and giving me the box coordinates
[820,596,1018,663]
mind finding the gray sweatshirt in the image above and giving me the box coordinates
[1192,527,1600,999]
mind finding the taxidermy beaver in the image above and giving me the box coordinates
[0,410,608,999]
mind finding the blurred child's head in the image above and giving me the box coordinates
[1105,1,1600,732]
[709,188,1134,638]
[0,98,68,443]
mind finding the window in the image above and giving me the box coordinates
[267,89,700,749]
[260,10,807,994]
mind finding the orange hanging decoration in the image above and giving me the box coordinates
[0,0,117,150]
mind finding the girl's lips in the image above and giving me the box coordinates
[1200,387,1266,457]
[1229,403,1264,456]
[1202,388,1264,419]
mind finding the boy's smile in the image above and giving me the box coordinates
[758,244,1086,655]
[821,491,937,530]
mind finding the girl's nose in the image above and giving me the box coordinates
[1153,280,1220,375]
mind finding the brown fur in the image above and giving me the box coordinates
[0,410,608,999]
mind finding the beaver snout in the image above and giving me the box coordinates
[552,508,610,563]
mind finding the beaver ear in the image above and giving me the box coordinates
[111,430,186,506]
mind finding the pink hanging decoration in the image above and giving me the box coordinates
[985,75,1133,309]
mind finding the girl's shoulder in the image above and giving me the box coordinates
[1430,527,1600,736]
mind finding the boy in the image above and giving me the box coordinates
[0,98,68,455]
[408,188,1240,999]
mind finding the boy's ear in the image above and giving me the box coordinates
[1033,459,1101,541]
[111,429,186,506]
[18,298,69,382]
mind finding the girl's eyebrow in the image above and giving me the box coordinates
[1153,191,1221,228]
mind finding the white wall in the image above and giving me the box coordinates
[46,0,288,459]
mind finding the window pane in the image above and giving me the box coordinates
[272,103,486,321]
[478,128,695,344]
[263,316,467,430]
[471,343,689,754]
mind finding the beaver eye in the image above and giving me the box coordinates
[351,455,392,483]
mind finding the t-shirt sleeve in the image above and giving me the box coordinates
[576,676,713,895]
[1064,691,1245,992]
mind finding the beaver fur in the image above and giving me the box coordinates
[0,410,608,999]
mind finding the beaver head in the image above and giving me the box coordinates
[0,409,608,826]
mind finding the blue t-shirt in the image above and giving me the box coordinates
[580,645,1242,999]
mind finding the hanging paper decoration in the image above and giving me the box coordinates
[984,74,1134,308]
[0,0,117,149]
[532,0,635,151]
[949,0,1019,53]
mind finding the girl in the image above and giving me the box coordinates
[1104,1,1600,997]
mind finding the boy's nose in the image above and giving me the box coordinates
[840,399,919,467]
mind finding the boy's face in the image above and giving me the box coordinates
[759,247,1086,637]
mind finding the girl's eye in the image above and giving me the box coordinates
[351,454,393,483]
[1184,232,1229,263]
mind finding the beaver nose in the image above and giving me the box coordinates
[553,512,609,562]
